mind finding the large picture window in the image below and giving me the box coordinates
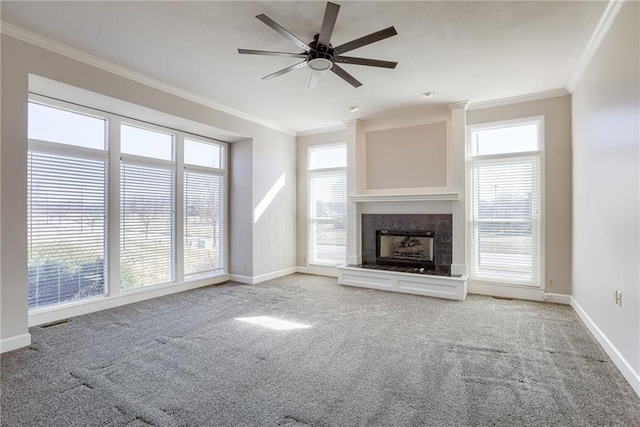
[468,118,543,286]
[27,103,108,309]
[308,144,347,266]
[27,96,227,310]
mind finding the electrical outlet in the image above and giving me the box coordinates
[304,256,307,264]
[243,264,247,272]
[548,277,554,287]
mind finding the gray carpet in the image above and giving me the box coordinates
[1,273,639,426]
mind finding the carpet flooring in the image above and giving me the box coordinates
[1,273,639,426]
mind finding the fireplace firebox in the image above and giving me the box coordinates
[376,230,436,269]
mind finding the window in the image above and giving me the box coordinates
[27,95,227,311]
[308,144,347,265]
[468,118,542,286]
[184,139,225,279]
[27,102,108,309]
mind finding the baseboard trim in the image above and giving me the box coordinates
[0,333,32,354]
[29,275,229,327]
[296,265,338,278]
[543,293,571,305]
[229,267,298,285]
[468,281,545,301]
[570,297,640,398]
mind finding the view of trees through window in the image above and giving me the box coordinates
[27,98,226,309]
[468,120,541,285]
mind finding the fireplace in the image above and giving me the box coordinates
[376,230,435,269]
[362,214,452,271]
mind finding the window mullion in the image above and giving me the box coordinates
[175,134,185,283]
[108,118,121,297]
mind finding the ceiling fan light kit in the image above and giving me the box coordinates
[238,2,398,89]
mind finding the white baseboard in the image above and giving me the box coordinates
[543,293,571,305]
[468,280,545,301]
[229,267,298,285]
[296,265,338,278]
[0,333,32,354]
[228,274,253,284]
[29,275,230,327]
[570,297,640,398]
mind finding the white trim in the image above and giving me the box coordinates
[29,275,229,327]
[467,89,569,111]
[566,0,625,93]
[297,265,338,278]
[338,265,468,301]
[468,280,545,301]
[297,124,347,137]
[228,274,253,284]
[0,333,32,354]
[570,297,640,398]
[349,192,460,203]
[229,267,298,285]
[1,21,296,136]
[543,293,571,305]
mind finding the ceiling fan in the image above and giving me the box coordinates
[238,2,398,90]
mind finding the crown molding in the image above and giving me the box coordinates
[0,21,297,136]
[566,0,625,93]
[296,123,347,138]
[467,88,569,111]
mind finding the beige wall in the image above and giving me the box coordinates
[365,122,447,190]
[0,35,297,345]
[467,95,573,295]
[572,2,639,387]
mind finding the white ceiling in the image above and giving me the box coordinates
[1,1,606,134]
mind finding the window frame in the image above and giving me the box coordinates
[27,94,228,313]
[182,135,227,281]
[466,116,545,288]
[307,143,347,267]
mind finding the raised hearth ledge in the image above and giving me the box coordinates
[337,265,468,301]
[348,192,460,202]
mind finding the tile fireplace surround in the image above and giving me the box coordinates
[337,213,468,301]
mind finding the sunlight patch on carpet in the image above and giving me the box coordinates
[235,316,311,330]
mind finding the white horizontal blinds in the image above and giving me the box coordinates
[184,171,224,278]
[309,170,347,265]
[119,123,176,290]
[469,119,541,286]
[27,151,108,309]
[470,157,540,284]
[120,162,175,289]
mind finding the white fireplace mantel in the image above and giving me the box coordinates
[349,192,460,203]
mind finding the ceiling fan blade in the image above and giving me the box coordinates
[333,26,398,55]
[330,64,362,88]
[262,61,307,80]
[238,49,307,59]
[256,14,313,53]
[317,2,340,47]
[334,56,397,69]
[308,70,322,90]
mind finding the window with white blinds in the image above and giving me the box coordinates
[120,162,175,289]
[27,104,108,309]
[184,171,224,278]
[308,145,347,266]
[27,96,227,312]
[183,139,225,279]
[468,119,542,286]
